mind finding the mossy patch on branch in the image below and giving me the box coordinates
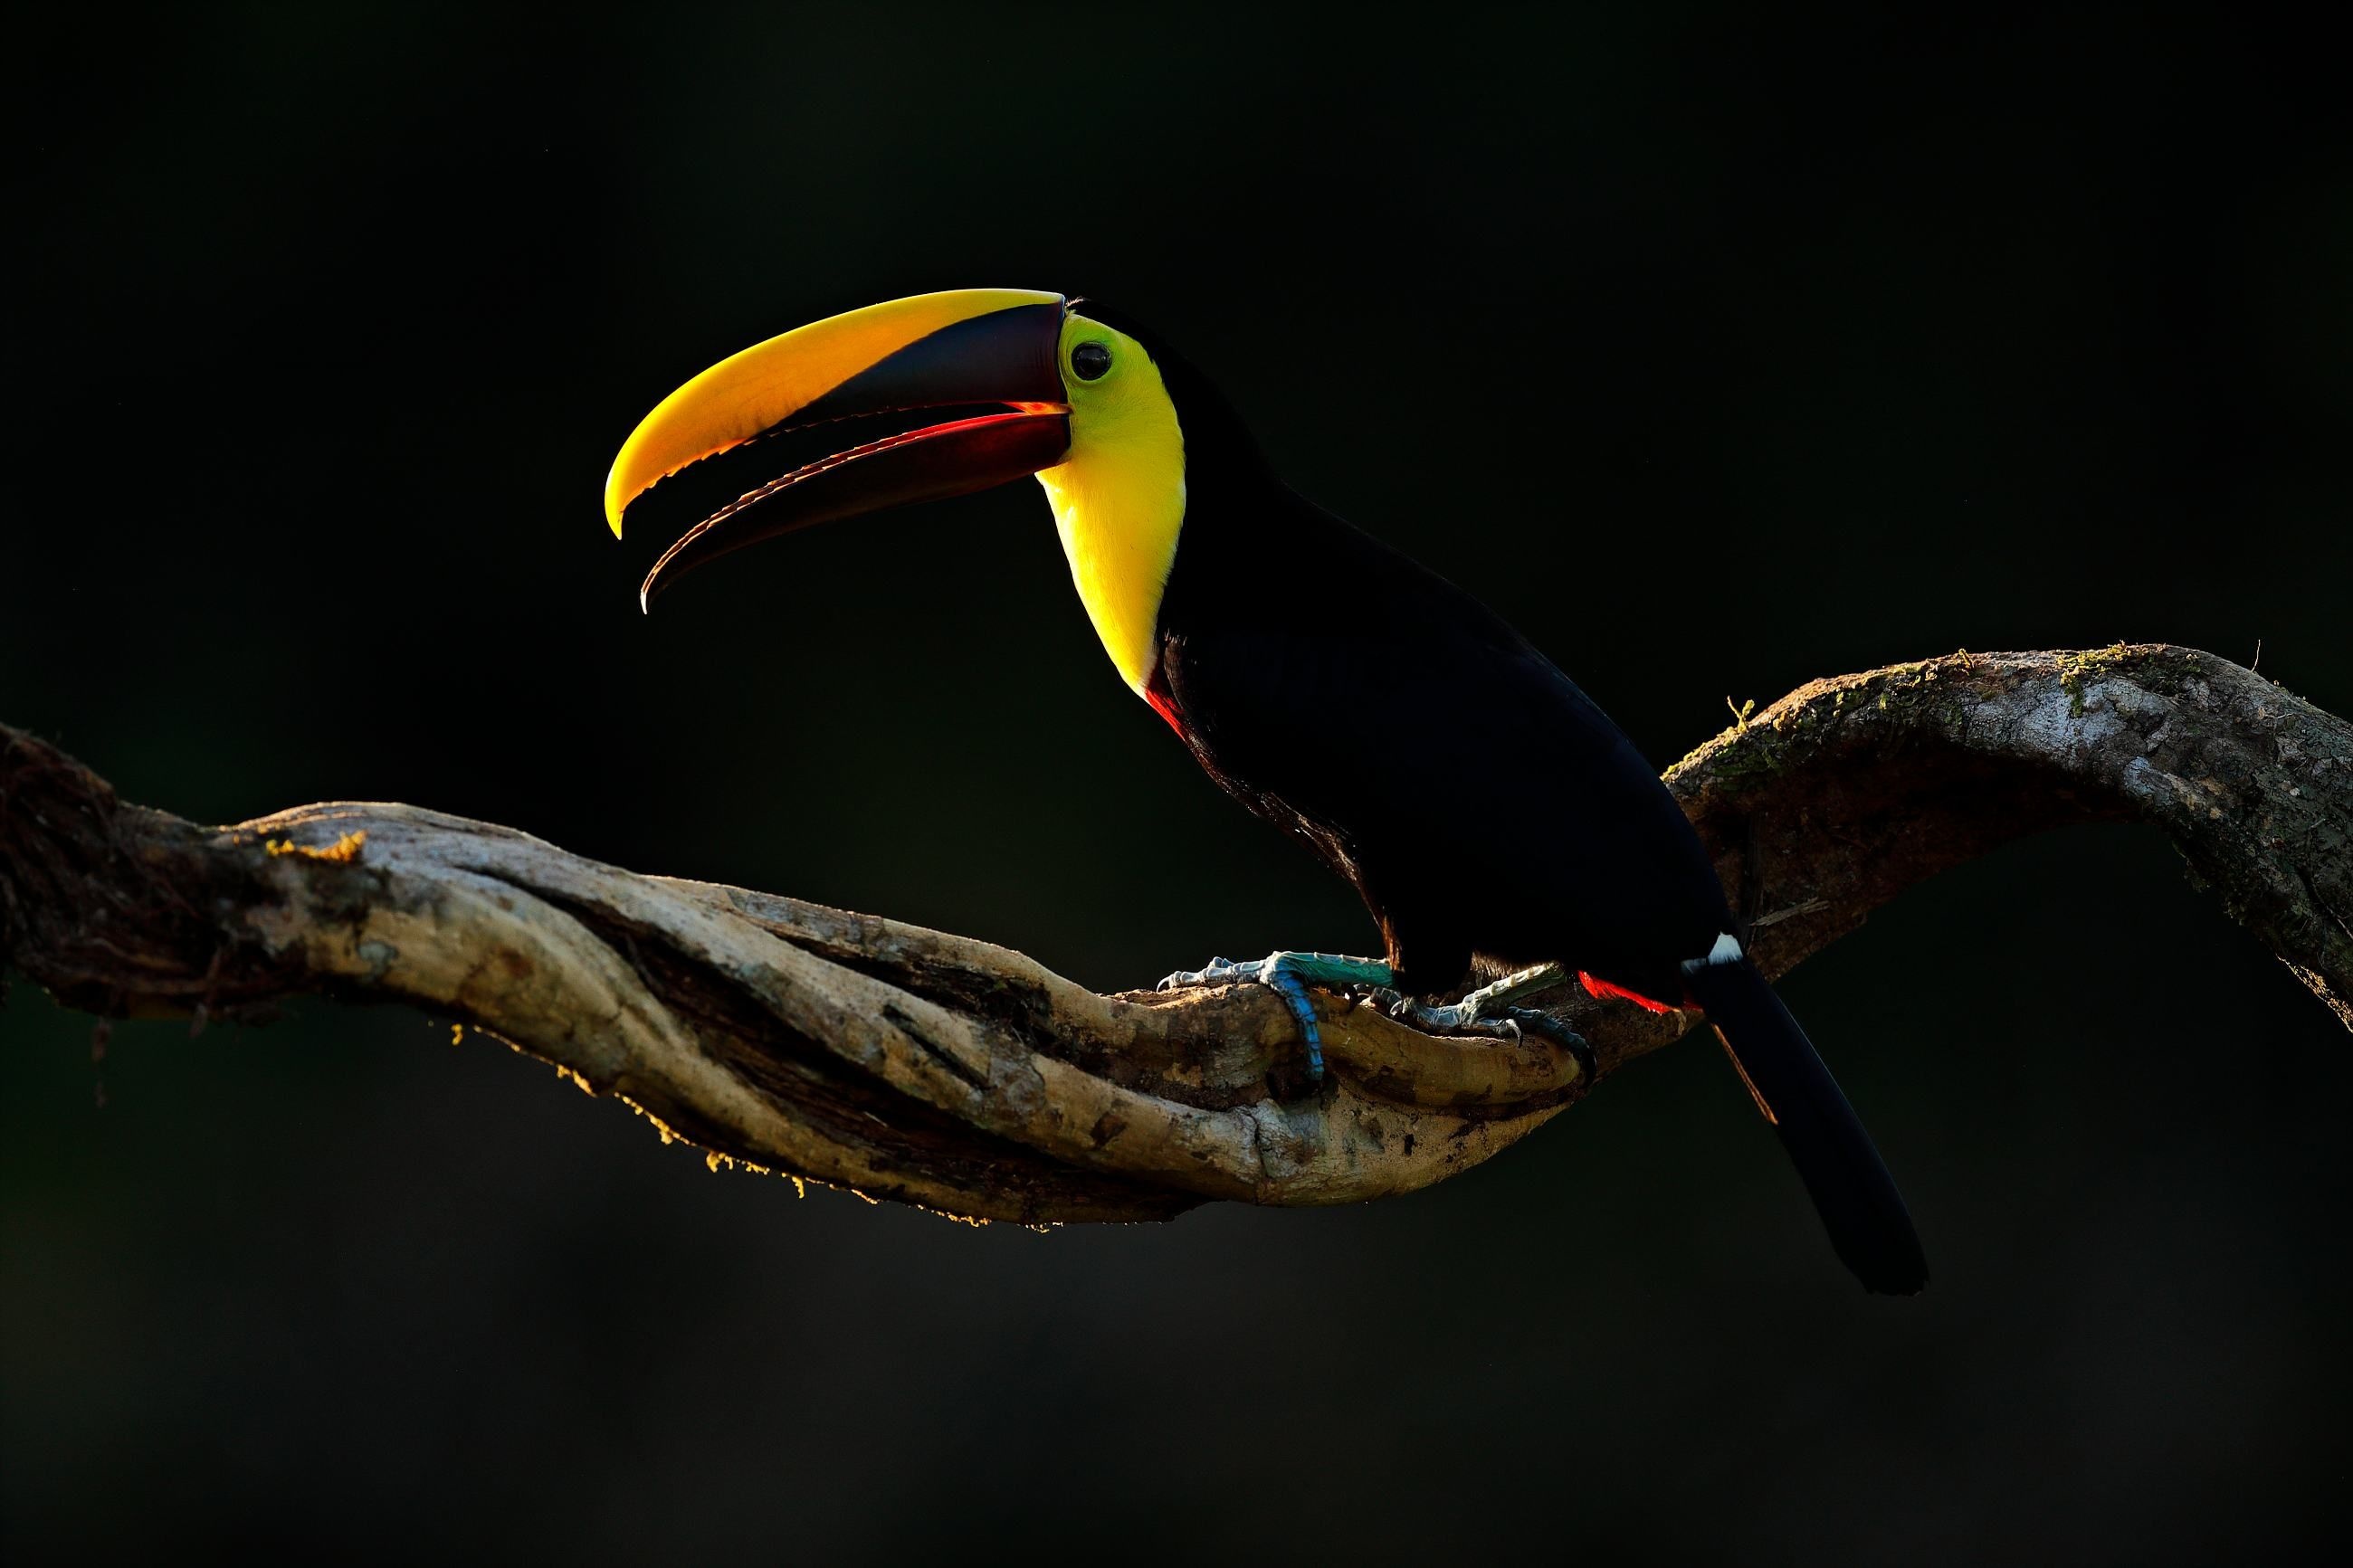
[2057,643,2139,715]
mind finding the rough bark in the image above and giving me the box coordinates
[3,645,2347,1223]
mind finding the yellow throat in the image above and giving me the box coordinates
[1033,310,1186,694]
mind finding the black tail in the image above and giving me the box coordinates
[1681,957,1929,1295]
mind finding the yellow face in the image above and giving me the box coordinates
[1034,309,1187,694]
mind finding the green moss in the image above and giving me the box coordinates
[1689,730,1782,784]
[2057,642,2136,716]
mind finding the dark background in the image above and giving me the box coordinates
[7,5,2349,1561]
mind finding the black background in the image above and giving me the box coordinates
[7,5,2350,1561]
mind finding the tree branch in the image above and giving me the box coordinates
[5,645,2347,1223]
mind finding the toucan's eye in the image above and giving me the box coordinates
[1071,341,1113,381]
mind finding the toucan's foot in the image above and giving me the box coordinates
[1381,962,1568,1032]
[1375,963,1597,1086]
[1156,951,1396,1082]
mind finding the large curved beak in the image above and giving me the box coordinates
[605,289,1072,609]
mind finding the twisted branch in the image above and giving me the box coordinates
[4,645,2347,1223]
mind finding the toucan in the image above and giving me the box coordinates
[605,289,1928,1295]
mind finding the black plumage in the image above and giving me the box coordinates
[1130,328,1929,1294]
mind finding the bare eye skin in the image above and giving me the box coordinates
[1071,341,1112,381]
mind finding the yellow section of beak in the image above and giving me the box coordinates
[603,287,1062,537]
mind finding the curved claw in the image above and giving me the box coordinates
[1493,1004,1599,1094]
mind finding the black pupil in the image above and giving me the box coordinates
[1072,341,1112,380]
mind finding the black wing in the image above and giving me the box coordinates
[1157,499,1728,993]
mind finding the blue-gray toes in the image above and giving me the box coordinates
[1157,955,1260,990]
[1155,950,1396,1083]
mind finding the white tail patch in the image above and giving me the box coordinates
[1681,932,1744,974]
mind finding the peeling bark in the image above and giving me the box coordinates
[3,645,2347,1223]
